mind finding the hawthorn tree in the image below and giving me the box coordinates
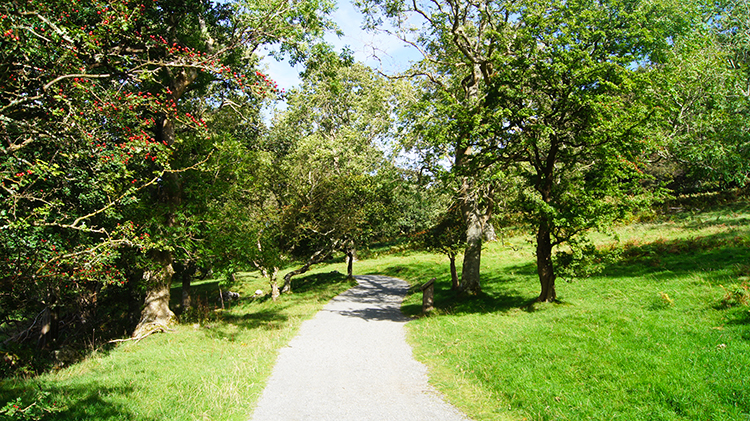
[0,0,335,355]
[0,0,217,349]
[121,0,336,337]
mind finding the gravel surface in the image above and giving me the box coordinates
[249,274,471,421]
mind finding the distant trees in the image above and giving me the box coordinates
[650,0,750,193]
[262,53,402,293]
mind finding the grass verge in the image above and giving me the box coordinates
[355,201,750,420]
[0,267,355,421]
[2,201,749,420]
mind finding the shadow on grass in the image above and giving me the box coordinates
[375,232,750,317]
[219,308,289,332]
[402,286,534,317]
[170,279,221,314]
[369,262,536,317]
[600,232,750,286]
[677,214,750,231]
[217,271,353,332]
[0,383,155,421]
[288,270,351,294]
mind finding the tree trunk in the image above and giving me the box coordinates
[483,220,497,242]
[281,247,331,293]
[37,305,58,349]
[448,252,460,291]
[534,139,559,302]
[536,221,556,302]
[460,177,483,294]
[134,68,197,337]
[346,248,356,278]
[133,251,176,338]
[176,260,196,311]
[181,275,191,310]
[270,267,280,301]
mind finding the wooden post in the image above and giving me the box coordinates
[421,278,436,314]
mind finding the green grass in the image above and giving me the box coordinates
[2,201,750,420]
[0,268,355,421]
[351,201,750,420]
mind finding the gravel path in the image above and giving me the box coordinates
[249,275,471,421]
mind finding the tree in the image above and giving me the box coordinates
[362,0,678,301]
[264,55,399,291]
[357,0,511,294]
[419,203,465,290]
[473,0,675,301]
[649,0,750,193]
[0,0,220,350]
[0,0,335,356]
[119,0,337,336]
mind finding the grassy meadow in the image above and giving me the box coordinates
[354,200,750,420]
[2,198,750,420]
[0,272,356,420]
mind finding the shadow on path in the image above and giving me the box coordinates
[325,275,410,322]
[249,274,472,421]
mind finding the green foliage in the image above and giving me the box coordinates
[649,3,750,193]
[362,0,679,298]
[0,391,61,421]
[0,0,223,366]
[0,0,331,371]
[178,296,219,325]
[476,0,667,259]
[719,281,750,308]
[553,237,618,281]
[417,202,465,257]
[263,58,401,261]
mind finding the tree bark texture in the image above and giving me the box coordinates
[534,141,559,302]
[270,267,280,301]
[483,221,497,242]
[181,275,192,310]
[448,253,460,291]
[346,248,355,278]
[175,260,196,311]
[133,251,176,338]
[459,177,483,294]
[37,305,59,349]
[536,221,557,302]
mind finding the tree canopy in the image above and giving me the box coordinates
[1,0,747,371]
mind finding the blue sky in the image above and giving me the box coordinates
[260,0,421,93]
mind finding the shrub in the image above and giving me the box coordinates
[0,392,62,421]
